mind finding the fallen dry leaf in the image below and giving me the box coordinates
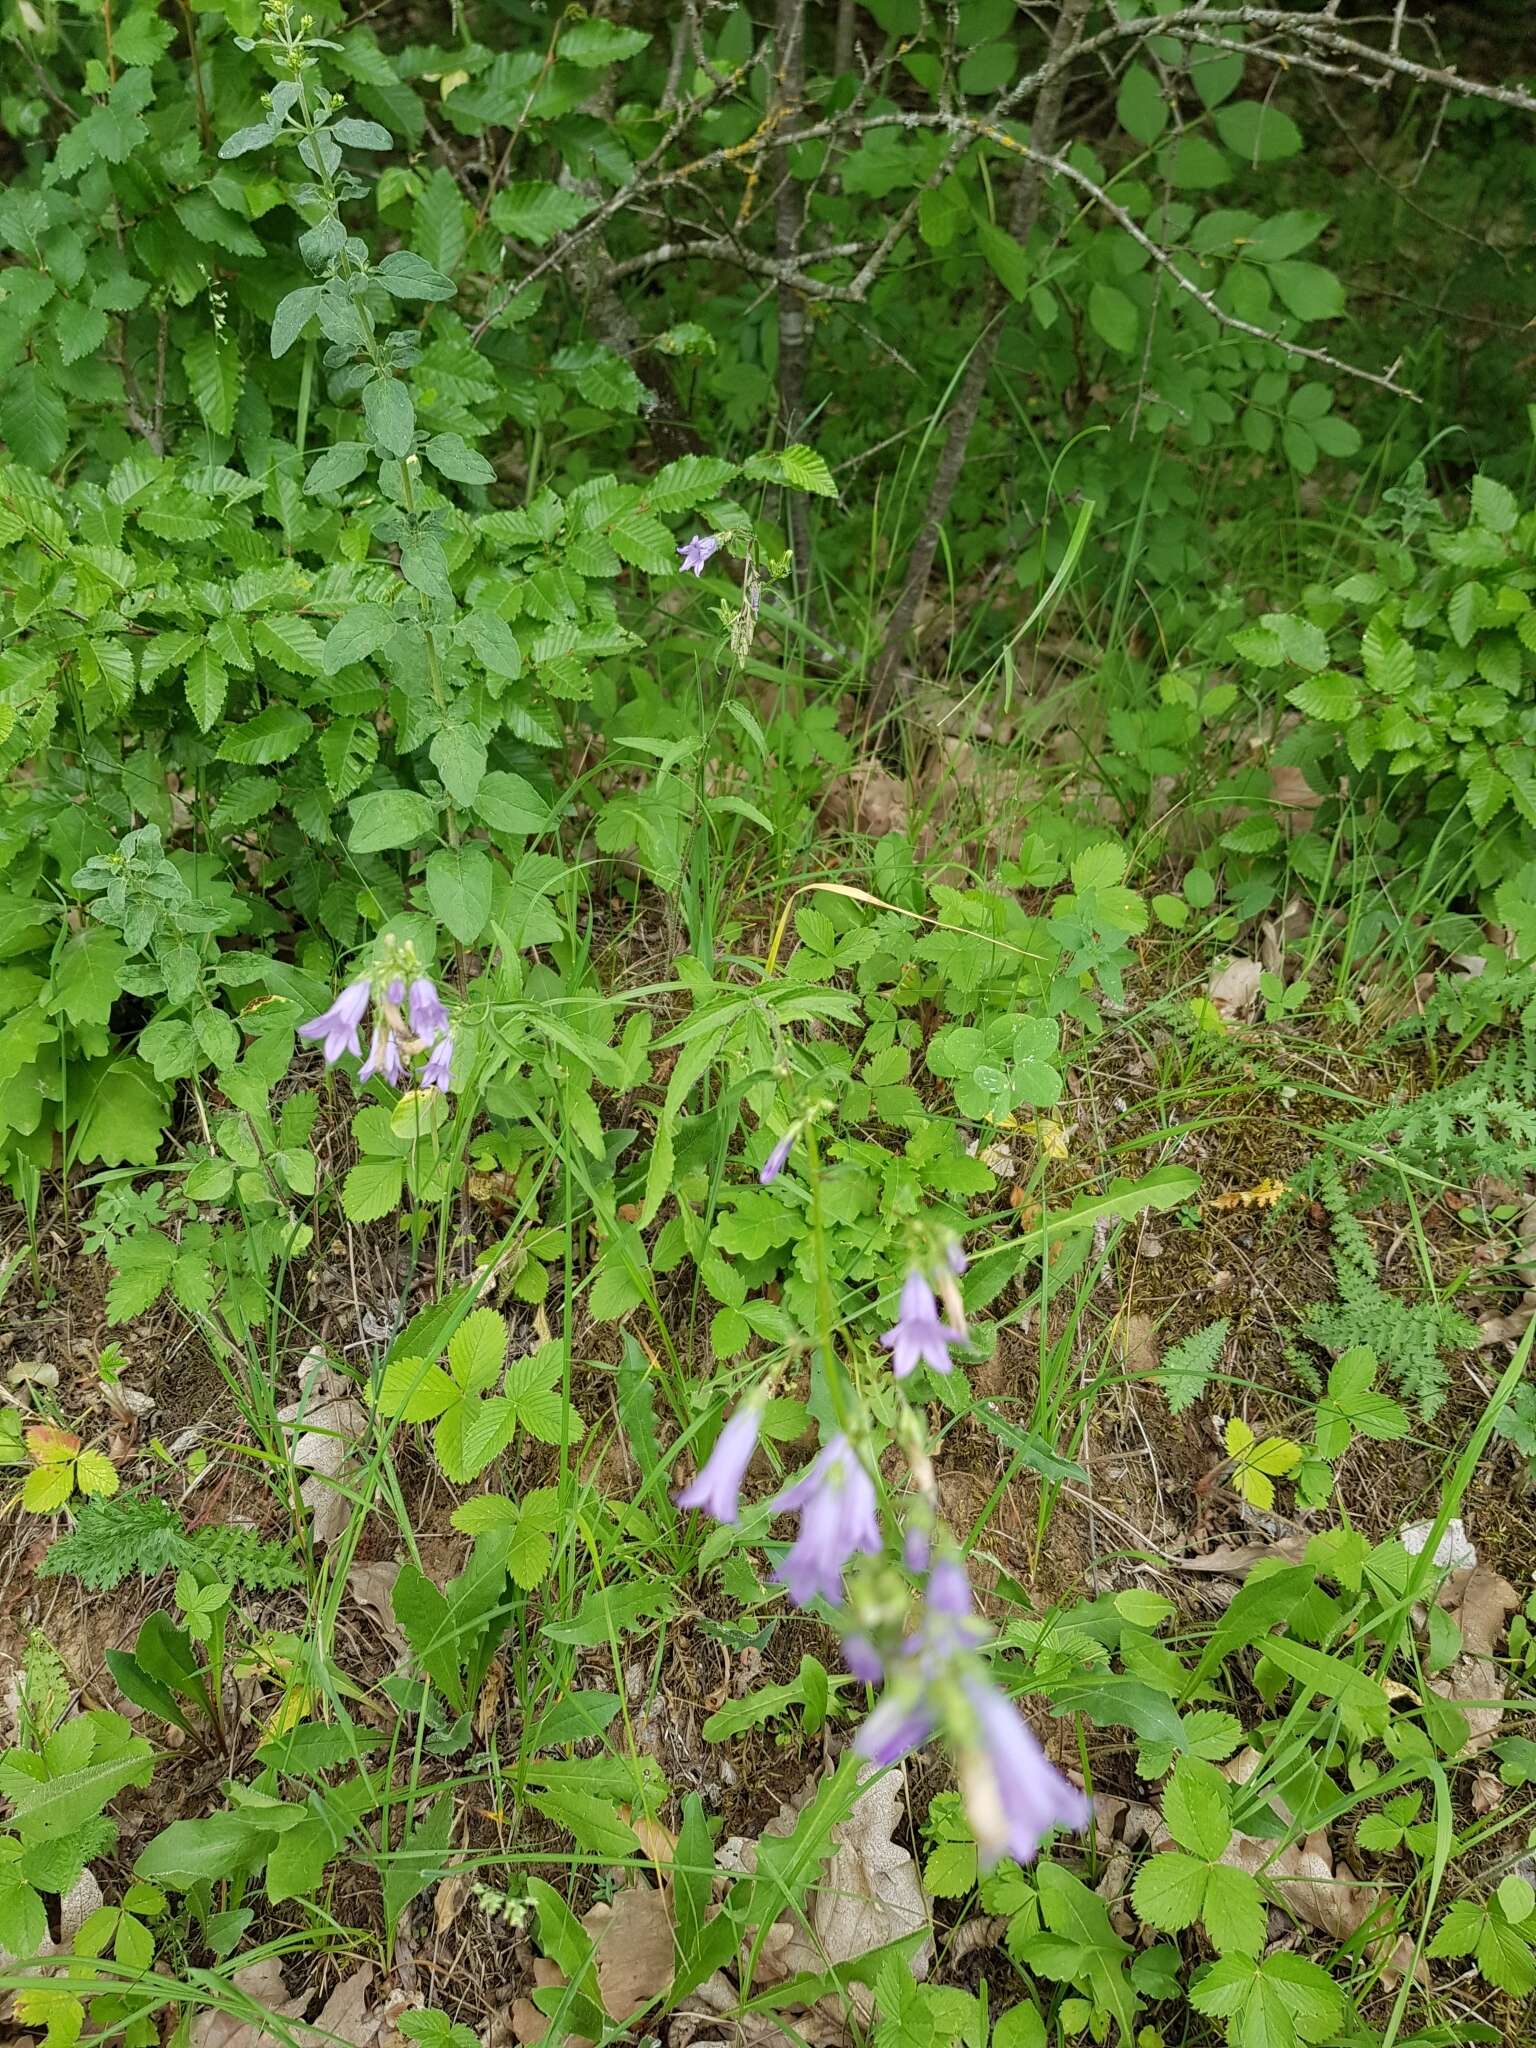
[305,1965,378,2047]
[1429,1565,1520,1755]
[1217,1751,1421,1986]
[1112,1311,1157,1378]
[821,760,908,836]
[1205,1178,1287,1214]
[585,1884,677,2023]
[1171,1537,1309,1575]
[741,1767,931,2018]
[1207,956,1263,1022]
[346,1560,411,1661]
[280,1350,368,1547]
[512,1955,591,2048]
[190,1958,309,2048]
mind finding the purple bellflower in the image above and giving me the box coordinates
[853,1555,1087,1864]
[678,532,723,576]
[385,976,406,1007]
[409,977,450,1043]
[759,1132,794,1185]
[358,1027,405,1087]
[770,1434,882,1607]
[844,1635,885,1685]
[299,978,371,1065]
[422,1034,454,1093]
[958,1677,1092,1867]
[882,1270,963,1380]
[675,1396,766,1524]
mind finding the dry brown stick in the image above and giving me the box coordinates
[868,0,1095,714]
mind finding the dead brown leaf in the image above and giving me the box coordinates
[1429,1565,1520,1755]
[513,1956,592,2048]
[1218,1751,1422,1986]
[190,1958,309,2048]
[1112,1312,1157,1378]
[584,1884,677,2023]
[346,1560,410,1661]
[279,1350,367,1548]
[719,1767,931,2020]
[1207,956,1263,1022]
[821,760,908,836]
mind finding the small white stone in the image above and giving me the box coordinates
[1400,1516,1477,1571]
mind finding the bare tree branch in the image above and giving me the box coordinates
[976,123,1416,398]
[869,0,1095,711]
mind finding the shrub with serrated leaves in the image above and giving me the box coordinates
[1229,470,1536,907]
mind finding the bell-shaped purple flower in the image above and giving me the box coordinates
[299,978,371,1065]
[409,977,449,1043]
[759,1132,794,1186]
[358,1027,405,1087]
[856,1688,939,1767]
[385,976,406,1007]
[678,532,723,576]
[422,1033,454,1093]
[852,1554,987,1768]
[770,1434,881,1607]
[903,1524,931,1574]
[843,1634,884,1685]
[881,1271,962,1380]
[958,1676,1091,1867]
[675,1398,764,1524]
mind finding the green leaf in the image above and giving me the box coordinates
[270,285,322,358]
[363,377,416,459]
[6,1747,154,1843]
[1165,1757,1231,1861]
[425,845,493,946]
[55,299,109,367]
[429,725,486,807]
[306,442,370,493]
[458,607,523,681]
[1269,260,1345,322]
[1213,100,1303,163]
[1159,135,1232,190]
[1287,671,1359,722]
[1472,474,1519,536]
[1116,63,1168,145]
[184,644,228,731]
[414,166,468,275]
[391,1563,466,1711]
[185,328,243,435]
[72,1058,169,1167]
[217,703,311,765]
[252,613,325,675]
[348,789,439,854]
[647,454,738,514]
[1088,282,1138,354]
[135,1813,278,1888]
[474,771,551,836]
[975,221,1030,300]
[559,18,650,66]
[374,251,457,300]
[1131,1850,1206,1933]
[1156,1318,1227,1415]
[607,506,675,571]
[324,602,396,674]
[342,1157,404,1221]
[0,363,68,471]
[424,432,496,486]
[48,928,125,1030]
[489,182,591,247]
